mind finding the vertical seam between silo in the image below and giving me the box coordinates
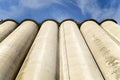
[100,26,120,47]
[63,23,70,80]
[79,28,105,80]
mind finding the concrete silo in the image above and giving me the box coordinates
[16,20,58,80]
[59,20,103,80]
[100,20,120,45]
[80,20,120,80]
[0,20,38,80]
[0,19,18,42]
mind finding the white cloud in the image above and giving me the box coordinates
[0,5,24,19]
[20,0,61,9]
[0,0,62,20]
[0,0,120,23]
[76,0,120,23]
[76,0,101,16]
[112,6,120,22]
[0,0,29,20]
[51,8,71,21]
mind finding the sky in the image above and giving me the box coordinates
[0,0,120,23]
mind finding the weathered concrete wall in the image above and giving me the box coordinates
[16,20,58,80]
[59,20,103,80]
[0,19,119,80]
[0,20,38,80]
[0,20,18,42]
[101,20,120,45]
[81,20,120,80]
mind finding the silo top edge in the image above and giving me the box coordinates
[80,19,99,26]
[40,19,59,25]
[100,19,117,24]
[20,19,39,27]
[3,19,19,24]
[60,19,79,25]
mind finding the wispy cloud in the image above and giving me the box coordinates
[0,0,120,23]
[50,8,71,21]
[76,0,120,23]
[0,1,25,20]
[76,0,101,18]
[0,5,24,19]
[112,6,120,22]
[0,0,62,20]
[20,0,61,9]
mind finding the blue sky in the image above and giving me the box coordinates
[0,0,120,23]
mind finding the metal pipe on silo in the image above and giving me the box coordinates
[80,20,120,80]
[16,20,58,80]
[100,20,120,45]
[0,19,18,42]
[0,19,3,24]
[0,20,38,80]
[59,20,103,80]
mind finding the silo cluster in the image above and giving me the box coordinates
[0,19,120,80]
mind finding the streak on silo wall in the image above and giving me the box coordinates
[80,20,120,80]
[16,20,58,80]
[0,20,18,42]
[100,20,120,45]
[59,20,103,80]
[0,20,38,80]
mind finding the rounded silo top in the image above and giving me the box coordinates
[80,19,99,31]
[60,19,78,28]
[0,19,18,26]
[3,19,18,24]
[19,19,39,28]
[40,19,58,28]
[0,19,19,42]
[100,19,117,27]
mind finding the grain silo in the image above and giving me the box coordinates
[16,20,58,80]
[0,19,38,80]
[0,19,18,42]
[80,20,120,80]
[59,20,103,80]
[0,18,120,80]
[100,19,120,45]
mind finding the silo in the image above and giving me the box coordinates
[0,20,38,80]
[100,20,120,45]
[0,19,18,42]
[80,20,120,80]
[59,20,103,80]
[16,20,58,80]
